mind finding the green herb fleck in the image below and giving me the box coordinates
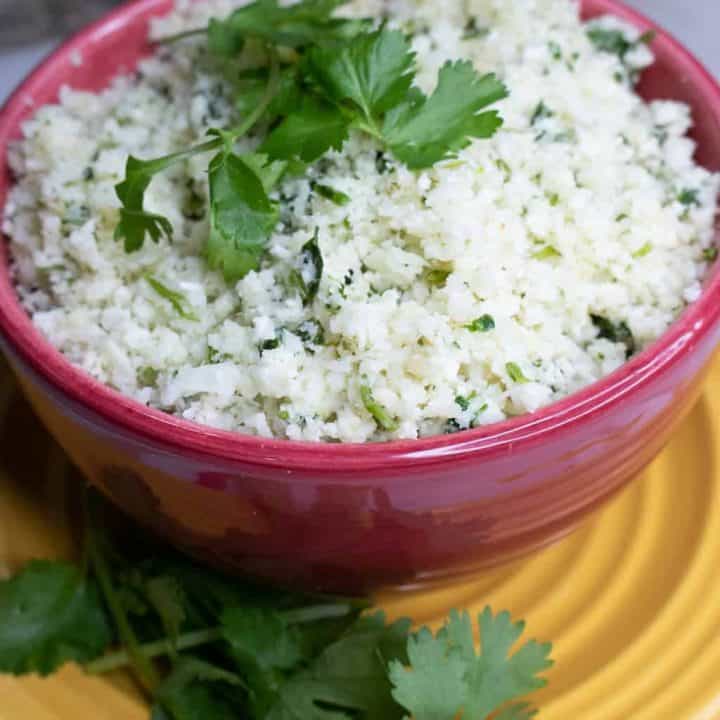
[506,362,530,384]
[463,18,490,40]
[703,247,718,262]
[260,335,281,352]
[295,318,325,347]
[146,276,198,321]
[591,314,636,358]
[530,101,554,126]
[548,41,563,60]
[425,268,452,287]
[587,27,634,59]
[587,25,654,84]
[290,230,324,305]
[532,246,562,260]
[138,367,160,388]
[465,314,496,332]
[444,418,462,434]
[639,30,656,45]
[314,183,351,206]
[181,180,206,221]
[360,383,399,432]
[678,188,701,207]
[496,158,512,181]
[632,242,652,258]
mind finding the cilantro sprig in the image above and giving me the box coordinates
[0,560,111,676]
[389,609,553,720]
[115,0,507,282]
[0,491,553,720]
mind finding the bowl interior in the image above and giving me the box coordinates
[0,0,719,465]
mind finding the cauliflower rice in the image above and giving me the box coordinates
[3,0,719,442]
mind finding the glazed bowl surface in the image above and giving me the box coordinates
[1,0,719,593]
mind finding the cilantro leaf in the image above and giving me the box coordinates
[266,613,410,720]
[116,8,507,278]
[206,150,279,282]
[464,608,552,720]
[388,625,466,719]
[260,96,349,163]
[146,576,187,649]
[0,560,112,676]
[115,209,173,253]
[222,607,303,673]
[235,67,304,125]
[389,608,551,720]
[114,156,176,252]
[241,153,288,193]
[307,28,416,119]
[114,140,221,252]
[207,0,368,55]
[207,17,246,57]
[155,658,244,720]
[0,496,555,720]
[382,62,508,168]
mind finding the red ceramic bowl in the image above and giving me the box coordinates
[1,0,719,594]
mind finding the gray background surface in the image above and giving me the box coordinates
[0,1,717,102]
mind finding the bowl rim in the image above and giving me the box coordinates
[1,0,719,472]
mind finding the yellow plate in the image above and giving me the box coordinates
[1,354,720,720]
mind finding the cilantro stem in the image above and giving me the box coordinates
[135,138,222,177]
[128,46,278,177]
[350,117,383,141]
[156,27,206,45]
[281,603,353,624]
[227,46,281,140]
[87,528,161,694]
[86,628,223,675]
[85,603,352,675]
